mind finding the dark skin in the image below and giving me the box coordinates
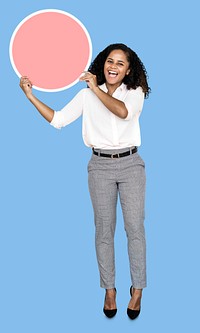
[104,287,142,311]
[19,50,130,120]
[19,49,143,312]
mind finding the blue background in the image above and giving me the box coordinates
[1,0,200,332]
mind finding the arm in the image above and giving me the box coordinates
[92,86,128,119]
[79,72,128,119]
[19,76,54,123]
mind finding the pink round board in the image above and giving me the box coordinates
[9,9,92,92]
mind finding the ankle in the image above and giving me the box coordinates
[132,288,142,296]
[106,288,116,296]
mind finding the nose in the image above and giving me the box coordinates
[110,63,117,69]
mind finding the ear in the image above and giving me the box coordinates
[126,69,130,75]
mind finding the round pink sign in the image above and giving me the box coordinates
[9,9,92,92]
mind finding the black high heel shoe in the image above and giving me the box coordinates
[103,288,117,318]
[127,286,141,320]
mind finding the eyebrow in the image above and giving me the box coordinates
[107,57,125,64]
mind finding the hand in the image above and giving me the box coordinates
[79,71,97,91]
[19,76,33,97]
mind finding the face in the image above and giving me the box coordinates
[104,49,130,88]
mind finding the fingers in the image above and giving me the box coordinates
[80,71,91,77]
[79,72,97,91]
[20,76,32,85]
[79,72,88,81]
[20,76,32,88]
[79,71,96,82]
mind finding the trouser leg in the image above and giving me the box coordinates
[118,155,146,289]
[88,161,118,289]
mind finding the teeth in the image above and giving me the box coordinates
[109,71,117,75]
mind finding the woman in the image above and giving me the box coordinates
[20,43,150,320]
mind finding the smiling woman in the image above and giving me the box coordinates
[19,42,150,320]
[103,50,131,93]
[88,43,150,96]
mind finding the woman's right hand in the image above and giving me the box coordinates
[19,76,54,123]
[19,76,33,97]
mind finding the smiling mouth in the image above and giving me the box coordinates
[108,70,118,77]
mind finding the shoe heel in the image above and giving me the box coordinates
[127,286,141,320]
[103,288,117,318]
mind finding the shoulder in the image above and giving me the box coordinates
[127,86,143,94]
[119,83,143,95]
[80,87,101,100]
[79,87,93,96]
[126,86,144,99]
[72,87,91,101]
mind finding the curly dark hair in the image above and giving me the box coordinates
[88,43,151,98]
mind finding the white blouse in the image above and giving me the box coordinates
[50,83,144,149]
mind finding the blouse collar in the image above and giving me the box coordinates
[99,82,126,93]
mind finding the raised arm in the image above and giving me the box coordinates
[19,76,54,123]
[79,72,128,119]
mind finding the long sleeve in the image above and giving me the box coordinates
[123,86,144,121]
[50,89,85,129]
[50,84,144,148]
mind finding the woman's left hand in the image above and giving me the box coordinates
[79,71,97,91]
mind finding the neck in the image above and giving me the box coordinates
[106,82,122,96]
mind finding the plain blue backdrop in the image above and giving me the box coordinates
[1,0,200,332]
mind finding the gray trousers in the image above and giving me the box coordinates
[88,147,146,290]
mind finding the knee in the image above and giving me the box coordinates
[125,219,145,239]
[95,218,116,245]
